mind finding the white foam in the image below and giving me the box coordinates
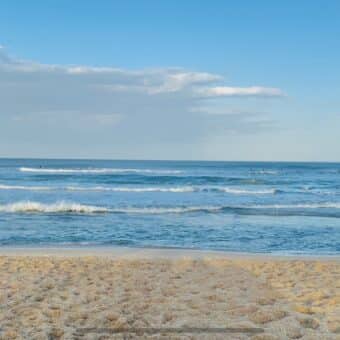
[250,203,340,209]
[66,186,195,193]
[0,202,219,214]
[221,187,277,195]
[1,201,339,215]
[0,201,109,213]
[19,167,182,175]
[66,186,276,194]
[111,206,221,214]
[0,184,51,191]
[255,170,279,175]
[123,203,340,215]
[0,183,280,194]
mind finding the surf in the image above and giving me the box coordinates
[0,184,52,191]
[0,201,109,213]
[19,167,182,175]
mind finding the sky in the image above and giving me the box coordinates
[0,0,339,161]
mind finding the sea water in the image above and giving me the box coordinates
[0,159,339,255]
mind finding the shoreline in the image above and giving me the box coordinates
[0,245,339,260]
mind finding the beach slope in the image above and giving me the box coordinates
[0,249,339,339]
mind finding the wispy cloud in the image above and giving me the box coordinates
[195,86,284,97]
[0,46,285,157]
[0,46,283,98]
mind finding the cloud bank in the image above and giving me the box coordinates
[0,47,284,158]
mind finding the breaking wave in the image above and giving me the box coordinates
[249,203,340,209]
[0,184,52,191]
[219,187,278,194]
[0,202,219,215]
[1,201,340,217]
[0,184,278,194]
[111,202,340,215]
[252,170,279,175]
[0,201,109,213]
[110,206,221,214]
[67,186,277,194]
[19,167,182,175]
[66,186,195,193]
[1,182,336,197]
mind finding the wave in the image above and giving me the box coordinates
[0,184,52,191]
[1,182,336,197]
[65,186,195,193]
[253,170,279,175]
[219,187,277,195]
[0,184,195,193]
[298,186,337,195]
[111,202,340,215]
[110,202,340,217]
[19,167,182,175]
[67,186,277,194]
[0,201,109,213]
[0,201,218,215]
[0,183,278,194]
[1,201,340,217]
[111,206,221,214]
[249,203,340,209]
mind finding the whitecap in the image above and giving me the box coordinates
[249,203,340,209]
[254,170,279,175]
[0,201,109,213]
[66,186,195,193]
[111,206,221,214]
[0,184,51,191]
[19,167,182,175]
[220,187,277,195]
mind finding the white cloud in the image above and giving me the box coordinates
[147,71,223,94]
[195,86,284,97]
[0,47,285,157]
[0,48,282,98]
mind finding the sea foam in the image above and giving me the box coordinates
[0,201,109,213]
[65,186,195,193]
[110,206,221,214]
[0,202,221,214]
[249,203,340,209]
[254,170,279,175]
[0,184,51,191]
[19,167,182,175]
[0,183,279,194]
[220,187,277,194]
[1,201,340,215]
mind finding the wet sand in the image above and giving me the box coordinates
[0,248,339,339]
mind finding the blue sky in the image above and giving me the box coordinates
[0,0,339,161]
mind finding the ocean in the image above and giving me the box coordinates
[0,159,339,255]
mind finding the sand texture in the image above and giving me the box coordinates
[0,254,339,339]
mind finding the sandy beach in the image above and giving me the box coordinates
[0,248,339,339]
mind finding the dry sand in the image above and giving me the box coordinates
[0,248,339,339]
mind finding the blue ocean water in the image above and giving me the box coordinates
[0,159,339,255]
